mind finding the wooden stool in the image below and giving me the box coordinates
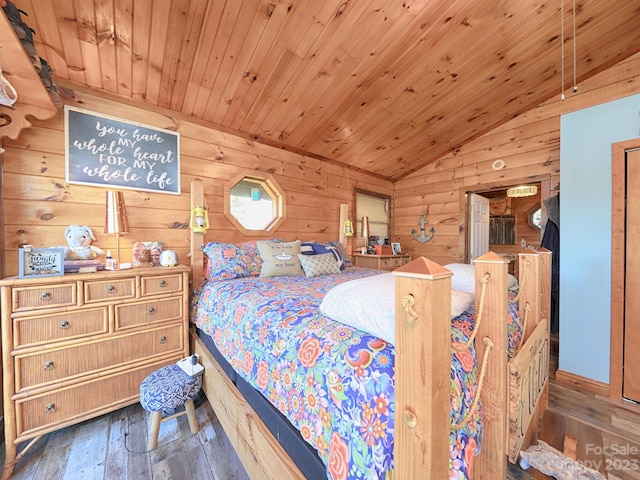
[139,363,202,450]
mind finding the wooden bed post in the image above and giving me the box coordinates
[510,250,545,459]
[537,248,552,413]
[518,250,542,339]
[190,178,205,288]
[473,252,509,479]
[393,257,453,480]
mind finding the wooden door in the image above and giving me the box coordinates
[624,148,640,402]
[470,193,490,260]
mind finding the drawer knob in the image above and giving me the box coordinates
[147,306,156,315]
[107,285,116,293]
[45,403,56,414]
[159,280,167,287]
[159,336,167,344]
[41,291,51,300]
[43,361,55,371]
[59,320,70,330]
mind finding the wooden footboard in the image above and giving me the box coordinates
[191,329,305,480]
[508,317,549,462]
[392,250,550,479]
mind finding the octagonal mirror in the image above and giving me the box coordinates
[224,173,286,235]
[528,206,542,229]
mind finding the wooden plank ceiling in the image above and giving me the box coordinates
[12,0,640,181]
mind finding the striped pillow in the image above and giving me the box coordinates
[297,253,342,278]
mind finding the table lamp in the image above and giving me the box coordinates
[104,190,129,269]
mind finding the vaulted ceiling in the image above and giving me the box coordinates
[11,0,640,180]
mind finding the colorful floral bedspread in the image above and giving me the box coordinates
[191,268,521,480]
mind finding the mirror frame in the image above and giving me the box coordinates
[224,173,286,236]
[528,205,543,229]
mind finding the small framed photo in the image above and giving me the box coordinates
[19,247,65,278]
[391,242,402,254]
[132,241,163,267]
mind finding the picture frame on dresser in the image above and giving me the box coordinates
[391,242,402,254]
[18,246,64,278]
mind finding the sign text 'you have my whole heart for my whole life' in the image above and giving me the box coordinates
[65,106,181,195]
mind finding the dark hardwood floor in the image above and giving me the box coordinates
[2,335,640,479]
[0,391,250,480]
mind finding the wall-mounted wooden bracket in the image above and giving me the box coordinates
[0,10,57,141]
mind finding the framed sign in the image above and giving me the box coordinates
[65,106,181,195]
[19,247,65,278]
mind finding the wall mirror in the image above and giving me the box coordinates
[355,190,391,250]
[224,173,286,235]
[528,206,542,229]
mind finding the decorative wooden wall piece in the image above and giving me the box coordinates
[0,11,57,141]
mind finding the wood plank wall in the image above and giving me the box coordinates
[0,82,392,278]
[394,53,640,266]
[2,52,640,277]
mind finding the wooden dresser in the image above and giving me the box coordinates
[0,265,190,477]
[353,253,411,271]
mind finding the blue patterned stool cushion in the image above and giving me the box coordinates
[140,364,202,412]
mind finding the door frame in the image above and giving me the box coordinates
[610,139,640,400]
[460,174,551,263]
[469,193,490,260]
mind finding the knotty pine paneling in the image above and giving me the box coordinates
[1,82,391,277]
[394,53,640,266]
[14,0,640,180]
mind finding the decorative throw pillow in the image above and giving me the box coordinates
[202,242,253,281]
[327,241,352,267]
[235,240,267,275]
[257,240,303,277]
[298,253,342,278]
[202,239,284,281]
[300,242,316,255]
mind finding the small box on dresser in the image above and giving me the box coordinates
[0,265,190,478]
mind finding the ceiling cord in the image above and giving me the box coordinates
[560,0,565,101]
[572,0,578,93]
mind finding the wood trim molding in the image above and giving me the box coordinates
[555,370,610,398]
[610,138,640,400]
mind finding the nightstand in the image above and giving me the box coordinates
[0,265,190,478]
[353,253,411,271]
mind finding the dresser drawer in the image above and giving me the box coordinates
[391,257,407,267]
[11,284,77,312]
[115,297,183,330]
[15,359,175,440]
[15,323,184,392]
[13,307,109,349]
[84,278,135,304]
[141,273,184,297]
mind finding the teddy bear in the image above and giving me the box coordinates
[63,225,105,260]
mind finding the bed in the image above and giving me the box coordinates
[188,182,551,480]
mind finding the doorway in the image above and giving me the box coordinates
[466,182,544,265]
[610,139,640,401]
